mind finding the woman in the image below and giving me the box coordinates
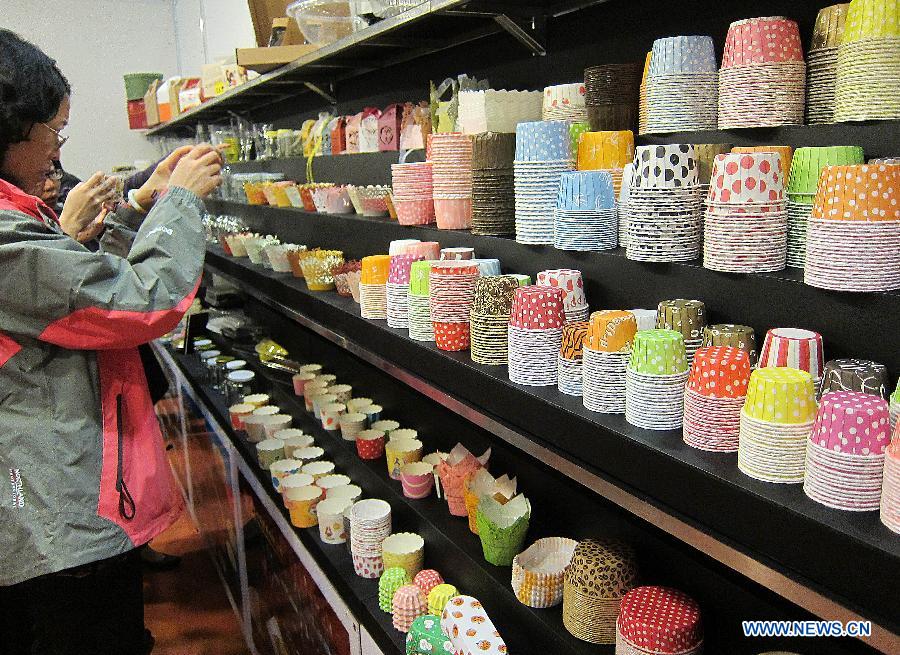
[0,30,221,654]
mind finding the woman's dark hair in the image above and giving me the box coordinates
[0,30,70,163]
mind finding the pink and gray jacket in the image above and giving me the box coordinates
[0,178,204,585]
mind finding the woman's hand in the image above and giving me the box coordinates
[58,172,118,239]
[131,145,194,211]
[167,145,223,198]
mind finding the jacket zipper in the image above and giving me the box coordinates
[115,393,136,520]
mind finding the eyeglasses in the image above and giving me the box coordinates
[38,122,68,149]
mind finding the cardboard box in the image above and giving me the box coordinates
[178,78,202,114]
[248,1,305,47]
[143,79,161,127]
[201,63,225,99]
[235,44,317,73]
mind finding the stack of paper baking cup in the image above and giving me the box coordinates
[554,170,618,251]
[718,16,806,128]
[558,321,589,396]
[359,255,390,320]
[350,499,392,579]
[834,0,900,121]
[391,162,435,225]
[881,430,900,534]
[563,538,638,645]
[507,286,566,386]
[785,146,865,268]
[408,260,436,342]
[805,163,900,291]
[625,144,703,262]
[820,358,888,398]
[582,310,638,414]
[429,262,479,351]
[702,323,757,367]
[576,130,634,197]
[758,327,825,390]
[387,253,424,329]
[470,276,519,366]
[643,36,718,134]
[804,390,890,511]
[542,82,588,122]
[536,269,589,323]
[703,152,788,273]
[806,3,850,123]
[693,143,732,203]
[638,52,651,135]
[738,367,818,483]
[655,299,706,366]
[430,133,473,229]
[514,121,575,245]
[616,586,703,655]
[683,346,751,452]
[584,62,643,132]
[890,382,900,433]
[625,329,690,430]
[618,162,634,247]
[472,132,516,236]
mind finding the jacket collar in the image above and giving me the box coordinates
[0,178,59,223]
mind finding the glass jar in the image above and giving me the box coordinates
[226,370,256,405]
[199,349,221,383]
[213,355,235,390]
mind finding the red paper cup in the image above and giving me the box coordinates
[356,430,386,460]
[686,346,751,398]
[509,286,566,329]
[722,16,803,68]
[402,241,441,259]
[433,321,471,351]
[433,197,472,230]
[395,199,436,225]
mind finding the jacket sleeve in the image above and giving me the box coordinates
[0,186,205,350]
[98,204,147,258]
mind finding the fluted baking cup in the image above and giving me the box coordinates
[811,164,900,221]
[379,566,412,612]
[392,584,428,633]
[821,358,888,397]
[787,146,864,199]
[759,327,824,382]
[512,537,578,608]
[743,366,818,424]
[441,596,507,655]
[629,329,688,374]
[427,584,459,617]
[406,615,453,655]
[269,459,304,491]
[722,17,804,67]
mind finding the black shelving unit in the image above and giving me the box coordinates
[149,0,900,652]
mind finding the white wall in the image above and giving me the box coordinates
[173,0,257,73]
[3,0,180,179]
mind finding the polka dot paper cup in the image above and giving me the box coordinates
[707,152,786,205]
[722,16,804,67]
[810,164,900,221]
[841,0,900,42]
[427,583,459,617]
[628,329,688,375]
[616,586,703,654]
[743,367,818,424]
[810,391,891,455]
[414,569,444,597]
[509,286,566,330]
[630,144,699,189]
[686,346,751,399]
[433,321,471,351]
[356,429,386,460]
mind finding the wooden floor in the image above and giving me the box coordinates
[144,512,247,655]
[145,395,248,655]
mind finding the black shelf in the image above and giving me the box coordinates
[206,198,900,374]
[200,243,900,642]
[170,346,611,655]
